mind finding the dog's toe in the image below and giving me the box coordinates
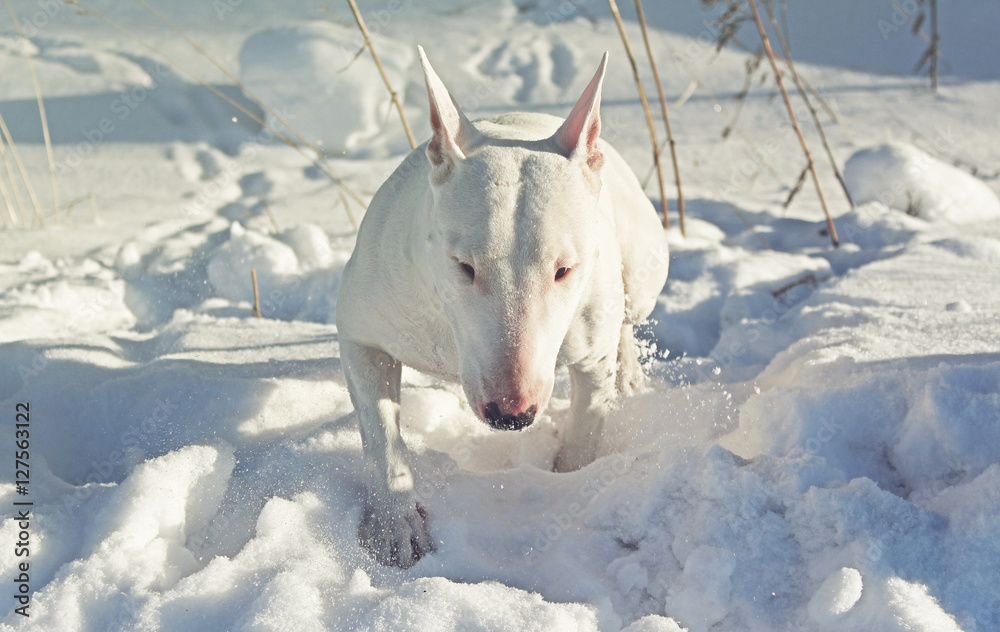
[359,501,433,569]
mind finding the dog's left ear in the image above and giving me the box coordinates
[552,52,608,173]
[418,45,479,178]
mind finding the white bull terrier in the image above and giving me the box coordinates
[337,47,669,568]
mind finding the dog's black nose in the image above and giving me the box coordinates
[484,402,536,431]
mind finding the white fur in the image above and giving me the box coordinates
[336,48,669,567]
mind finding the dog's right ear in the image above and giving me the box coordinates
[418,46,477,177]
[552,52,608,174]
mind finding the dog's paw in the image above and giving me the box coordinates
[553,447,590,473]
[358,500,433,568]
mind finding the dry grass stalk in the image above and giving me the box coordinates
[345,0,417,149]
[63,194,88,220]
[607,0,670,229]
[885,0,939,91]
[0,143,19,226]
[730,203,772,250]
[0,112,44,226]
[765,3,853,208]
[258,196,281,233]
[0,173,13,227]
[782,163,809,209]
[133,0,368,208]
[251,269,262,318]
[926,0,939,91]
[0,132,27,226]
[335,186,358,230]
[632,0,686,235]
[62,193,99,222]
[82,0,367,224]
[5,0,58,217]
[746,0,838,247]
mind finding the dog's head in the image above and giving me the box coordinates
[417,47,608,431]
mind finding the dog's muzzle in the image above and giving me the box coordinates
[484,402,536,431]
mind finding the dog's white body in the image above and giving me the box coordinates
[337,48,668,567]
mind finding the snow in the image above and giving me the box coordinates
[2,1,1000,631]
[239,22,415,156]
[844,142,1000,222]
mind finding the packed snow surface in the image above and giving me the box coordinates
[1,1,1000,631]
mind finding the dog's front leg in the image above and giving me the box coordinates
[554,353,618,473]
[342,340,432,568]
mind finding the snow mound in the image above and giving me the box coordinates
[843,142,1000,223]
[239,22,414,155]
[807,567,863,624]
[207,222,300,302]
[0,255,135,343]
[205,222,346,321]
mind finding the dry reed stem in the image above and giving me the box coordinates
[928,0,939,91]
[251,269,262,318]
[258,196,281,233]
[730,203,772,250]
[335,186,357,230]
[633,0,685,236]
[0,131,26,226]
[77,1,367,223]
[0,112,44,226]
[345,0,417,149]
[747,0,838,247]
[5,0,58,217]
[63,195,87,220]
[607,0,670,229]
[0,145,18,226]
[0,173,13,227]
[63,193,99,221]
[134,0,367,219]
[765,3,853,208]
[885,0,939,91]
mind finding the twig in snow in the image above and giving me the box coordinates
[782,163,809,210]
[0,155,16,227]
[0,112,44,227]
[747,0,838,247]
[607,0,670,229]
[0,127,26,226]
[730,203,772,250]
[915,0,939,92]
[345,0,417,150]
[633,0,686,236]
[5,0,57,221]
[259,196,281,233]
[766,3,853,208]
[97,0,368,227]
[251,269,262,318]
[721,50,763,140]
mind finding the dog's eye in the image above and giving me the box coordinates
[555,266,570,281]
[459,261,475,281]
